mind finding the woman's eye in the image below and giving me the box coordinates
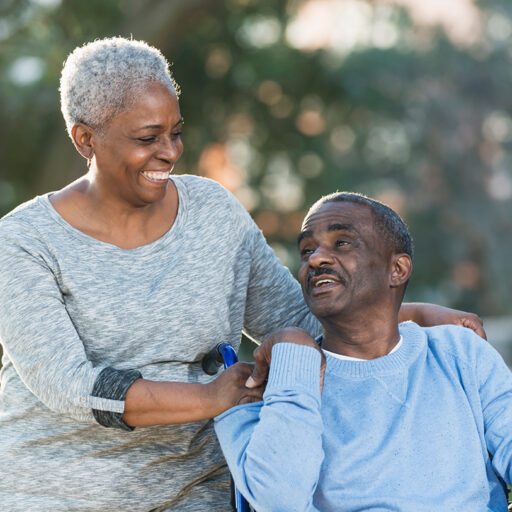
[171,131,183,139]
[138,136,156,143]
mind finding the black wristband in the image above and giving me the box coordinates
[91,367,142,431]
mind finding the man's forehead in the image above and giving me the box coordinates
[301,201,373,232]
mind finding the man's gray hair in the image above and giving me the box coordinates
[308,191,414,261]
[60,37,179,137]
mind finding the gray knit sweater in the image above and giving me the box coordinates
[0,175,319,511]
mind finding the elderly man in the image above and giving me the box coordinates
[214,192,512,512]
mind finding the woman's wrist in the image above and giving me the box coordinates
[398,302,422,324]
[123,379,214,427]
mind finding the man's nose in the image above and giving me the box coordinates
[308,245,334,267]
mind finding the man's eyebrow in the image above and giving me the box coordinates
[297,230,312,245]
[298,223,358,245]
[327,223,357,233]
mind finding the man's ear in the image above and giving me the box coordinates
[71,123,95,160]
[389,253,413,288]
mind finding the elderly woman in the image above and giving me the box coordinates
[0,38,484,511]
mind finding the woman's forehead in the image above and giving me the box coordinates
[112,82,181,128]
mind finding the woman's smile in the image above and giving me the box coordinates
[141,169,172,184]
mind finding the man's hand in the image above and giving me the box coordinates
[246,327,326,391]
[400,303,486,339]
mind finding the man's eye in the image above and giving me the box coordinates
[336,240,349,247]
[300,248,313,257]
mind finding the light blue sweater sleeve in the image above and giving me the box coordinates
[474,335,512,484]
[215,343,324,512]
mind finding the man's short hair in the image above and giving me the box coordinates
[309,192,414,261]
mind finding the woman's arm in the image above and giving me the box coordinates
[123,363,262,427]
[398,302,486,338]
[240,211,486,341]
[0,219,261,430]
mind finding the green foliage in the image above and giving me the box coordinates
[0,0,511,316]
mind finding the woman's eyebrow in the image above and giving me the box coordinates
[135,118,184,131]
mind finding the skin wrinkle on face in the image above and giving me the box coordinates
[91,81,184,208]
[60,37,179,139]
[296,199,414,358]
[298,201,393,320]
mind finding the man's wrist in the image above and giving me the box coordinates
[265,343,322,395]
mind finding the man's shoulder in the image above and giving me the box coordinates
[404,322,495,368]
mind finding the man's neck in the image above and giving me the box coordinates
[320,314,401,360]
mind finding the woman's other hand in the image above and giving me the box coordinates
[400,302,486,339]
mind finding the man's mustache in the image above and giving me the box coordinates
[307,267,347,287]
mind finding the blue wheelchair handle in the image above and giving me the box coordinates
[217,343,238,369]
[201,342,239,373]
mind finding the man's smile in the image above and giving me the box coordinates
[308,271,345,295]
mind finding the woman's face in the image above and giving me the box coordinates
[92,81,184,206]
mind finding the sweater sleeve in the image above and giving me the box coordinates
[475,337,512,484]
[242,220,321,341]
[0,219,140,428]
[215,343,324,512]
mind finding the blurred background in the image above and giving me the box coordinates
[1,0,511,362]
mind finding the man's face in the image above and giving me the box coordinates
[297,201,391,320]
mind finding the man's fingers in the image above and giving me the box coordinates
[246,361,268,388]
[246,345,271,388]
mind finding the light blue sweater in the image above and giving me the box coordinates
[215,322,512,512]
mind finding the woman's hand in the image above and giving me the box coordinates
[246,327,326,391]
[123,363,264,427]
[399,303,486,339]
[204,362,264,416]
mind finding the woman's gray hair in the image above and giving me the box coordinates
[60,37,179,137]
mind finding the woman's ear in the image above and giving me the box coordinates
[389,253,413,288]
[71,123,95,161]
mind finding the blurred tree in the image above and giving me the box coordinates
[0,0,511,326]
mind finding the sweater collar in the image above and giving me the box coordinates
[324,322,427,378]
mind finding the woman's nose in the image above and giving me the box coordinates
[158,136,182,163]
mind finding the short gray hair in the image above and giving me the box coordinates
[60,37,179,137]
[308,192,414,261]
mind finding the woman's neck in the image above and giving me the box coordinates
[49,174,179,249]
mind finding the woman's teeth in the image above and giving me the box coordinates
[142,170,170,182]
